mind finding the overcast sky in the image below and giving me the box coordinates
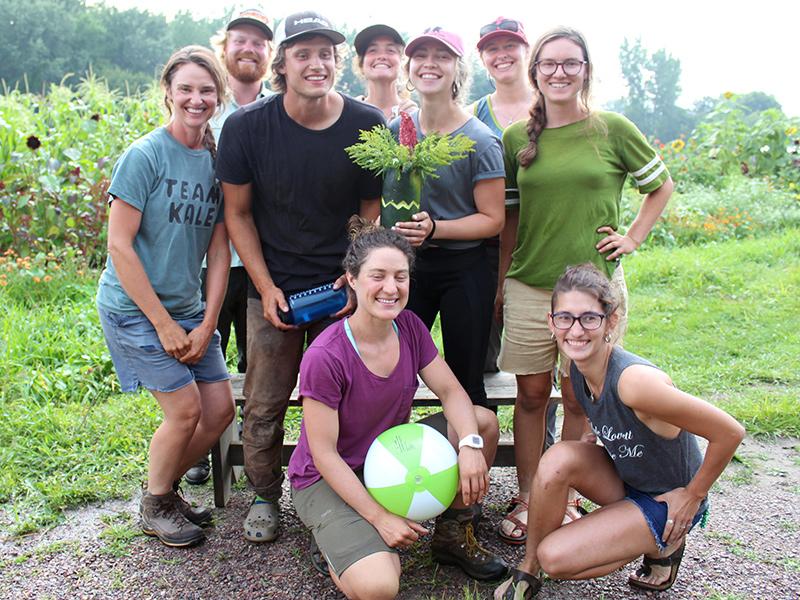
[102,0,799,116]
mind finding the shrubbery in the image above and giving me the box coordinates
[1,76,161,265]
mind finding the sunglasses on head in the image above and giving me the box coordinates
[479,19,521,38]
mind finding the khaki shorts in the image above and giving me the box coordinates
[498,265,628,378]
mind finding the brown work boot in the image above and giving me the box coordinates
[140,491,205,547]
[431,508,508,581]
[172,481,213,527]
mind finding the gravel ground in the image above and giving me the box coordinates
[1,436,798,600]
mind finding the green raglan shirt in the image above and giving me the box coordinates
[502,111,669,288]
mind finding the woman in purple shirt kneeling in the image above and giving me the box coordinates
[288,217,508,599]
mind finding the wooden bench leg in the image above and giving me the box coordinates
[211,417,237,508]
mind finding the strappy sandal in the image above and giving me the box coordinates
[628,541,686,592]
[563,496,588,524]
[498,495,528,545]
[497,567,542,599]
[309,537,330,577]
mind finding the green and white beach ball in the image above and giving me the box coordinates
[364,423,459,521]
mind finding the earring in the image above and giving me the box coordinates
[550,332,556,342]
[603,333,611,343]
[405,81,415,92]
[451,82,459,98]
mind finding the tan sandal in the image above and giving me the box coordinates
[498,495,528,545]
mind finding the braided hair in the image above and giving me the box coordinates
[517,27,594,168]
[160,45,227,160]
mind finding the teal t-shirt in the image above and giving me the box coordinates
[503,112,669,288]
[96,127,223,318]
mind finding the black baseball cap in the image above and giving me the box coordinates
[354,24,405,57]
[274,11,345,46]
[227,8,273,40]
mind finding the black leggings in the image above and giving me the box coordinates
[408,245,493,407]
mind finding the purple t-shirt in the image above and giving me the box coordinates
[288,310,439,490]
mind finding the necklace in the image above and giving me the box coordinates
[587,347,613,402]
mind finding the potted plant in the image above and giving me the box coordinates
[346,112,475,229]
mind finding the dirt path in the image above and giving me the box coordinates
[1,436,798,600]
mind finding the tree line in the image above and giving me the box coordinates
[0,0,782,141]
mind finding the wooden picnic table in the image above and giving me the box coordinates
[210,371,560,507]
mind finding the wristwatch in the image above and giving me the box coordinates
[458,434,484,450]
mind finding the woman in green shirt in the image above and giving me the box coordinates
[496,27,673,546]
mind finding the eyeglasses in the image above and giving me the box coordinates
[551,311,606,330]
[534,59,586,76]
[479,19,521,38]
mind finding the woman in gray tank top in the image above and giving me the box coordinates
[495,264,745,599]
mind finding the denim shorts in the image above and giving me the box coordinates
[98,308,230,393]
[624,484,707,551]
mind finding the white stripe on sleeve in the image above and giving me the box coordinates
[635,162,667,187]
[631,155,661,178]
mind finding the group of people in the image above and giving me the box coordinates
[96,8,745,600]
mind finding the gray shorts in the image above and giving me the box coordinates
[291,475,395,577]
[290,413,449,577]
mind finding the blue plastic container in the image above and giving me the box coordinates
[279,283,348,326]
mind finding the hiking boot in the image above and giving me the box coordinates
[172,481,213,527]
[184,456,211,485]
[243,497,279,542]
[431,508,508,581]
[140,491,205,547]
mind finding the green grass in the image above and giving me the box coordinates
[1,227,799,535]
[99,512,143,557]
[623,227,800,437]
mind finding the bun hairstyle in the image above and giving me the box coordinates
[551,263,619,317]
[160,45,227,160]
[342,215,415,278]
[517,27,594,168]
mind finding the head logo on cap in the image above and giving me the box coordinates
[274,11,345,46]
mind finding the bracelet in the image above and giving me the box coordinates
[426,219,437,240]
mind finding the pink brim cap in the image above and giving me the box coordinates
[405,28,464,57]
[477,29,528,50]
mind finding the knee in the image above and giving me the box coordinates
[560,384,582,415]
[169,395,202,432]
[537,539,572,579]
[515,381,552,412]
[475,406,499,443]
[347,573,399,600]
[212,398,235,432]
[533,443,579,488]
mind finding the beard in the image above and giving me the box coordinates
[225,52,268,84]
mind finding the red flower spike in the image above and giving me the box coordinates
[399,111,418,150]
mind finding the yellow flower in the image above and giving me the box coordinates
[786,126,798,136]
[33,276,41,283]
[0,280,7,287]
[723,91,734,99]
[671,140,686,152]
[43,275,52,282]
